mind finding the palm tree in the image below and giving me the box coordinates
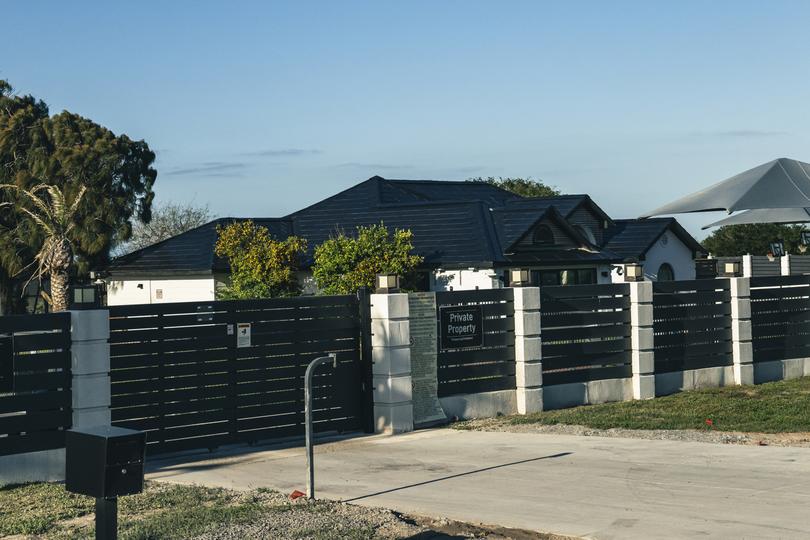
[0,183,86,312]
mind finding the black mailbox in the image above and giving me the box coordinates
[66,425,147,499]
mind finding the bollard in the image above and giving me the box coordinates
[305,353,337,500]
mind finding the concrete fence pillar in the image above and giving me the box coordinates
[729,278,754,385]
[742,254,753,277]
[370,293,414,434]
[513,287,543,414]
[70,310,112,429]
[781,255,791,276]
[629,281,655,399]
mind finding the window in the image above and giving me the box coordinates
[657,263,675,281]
[532,225,555,245]
[532,268,597,286]
[575,225,597,245]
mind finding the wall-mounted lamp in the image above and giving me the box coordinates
[623,260,644,282]
[375,273,400,294]
[768,240,786,261]
[720,260,742,277]
[800,230,810,253]
[509,268,530,287]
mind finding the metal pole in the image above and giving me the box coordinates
[305,353,337,500]
[95,497,117,540]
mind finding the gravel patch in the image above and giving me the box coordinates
[457,418,810,448]
[192,489,572,540]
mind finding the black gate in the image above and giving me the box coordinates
[109,292,372,456]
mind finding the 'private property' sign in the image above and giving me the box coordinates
[439,305,483,350]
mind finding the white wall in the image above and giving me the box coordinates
[431,268,502,291]
[107,277,216,305]
[642,232,696,281]
[610,232,696,283]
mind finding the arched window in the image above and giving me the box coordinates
[657,263,675,281]
[533,225,555,245]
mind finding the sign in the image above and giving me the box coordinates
[236,323,251,348]
[0,336,13,392]
[439,305,483,351]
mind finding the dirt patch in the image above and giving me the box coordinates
[403,513,580,539]
[457,418,810,448]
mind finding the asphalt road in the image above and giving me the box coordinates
[148,429,810,539]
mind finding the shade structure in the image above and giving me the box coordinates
[702,207,810,229]
[641,158,810,218]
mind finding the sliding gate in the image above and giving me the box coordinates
[109,293,372,455]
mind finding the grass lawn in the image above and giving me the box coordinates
[459,376,810,433]
[0,481,563,539]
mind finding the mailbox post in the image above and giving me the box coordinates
[66,426,147,540]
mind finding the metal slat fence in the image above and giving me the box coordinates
[109,295,371,456]
[0,313,72,457]
[652,279,733,372]
[435,289,515,397]
[540,283,633,385]
[750,275,810,362]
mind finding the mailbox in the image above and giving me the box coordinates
[66,425,147,499]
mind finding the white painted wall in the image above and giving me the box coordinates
[610,231,696,283]
[431,268,502,291]
[106,277,216,305]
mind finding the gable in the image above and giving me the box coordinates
[509,215,582,253]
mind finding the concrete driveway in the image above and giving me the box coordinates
[148,429,810,539]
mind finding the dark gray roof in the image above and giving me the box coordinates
[603,218,706,260]
[108,218,292,276]
[107,177,694,275]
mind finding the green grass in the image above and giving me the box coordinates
[460,376,810,433]
[0,481,262,539]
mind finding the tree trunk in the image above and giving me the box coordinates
[50,272,69,312]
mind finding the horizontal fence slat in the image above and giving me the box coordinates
[542,365,632,386]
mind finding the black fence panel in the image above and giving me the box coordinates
[750,274,810,362]
[0,313,72,457]
[541,283,632,386]
[109,295,370,456]
[435,289,515,397]
[652,279,733,373]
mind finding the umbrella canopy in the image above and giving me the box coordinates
[702,207,810,229]
[641,157,810,218]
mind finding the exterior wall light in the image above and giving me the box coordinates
[70,283,102,310]
[623,261,644,282]
[375,273,400,293]
[720,260,742,277]
[509,268,530,287]
[799,230,810,253]
[767,240,785,261]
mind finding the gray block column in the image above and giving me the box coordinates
[70,309,112,429]
[730,278,754,385]
[629,281,655,399]
[513,287,543,414]
[370,293,414,434]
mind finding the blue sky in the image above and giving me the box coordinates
[5,1,810,238]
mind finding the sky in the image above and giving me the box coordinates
[5,1,810,239]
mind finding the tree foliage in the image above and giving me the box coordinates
[312,223,423,295]
[467,176,561,198]
[702,224,805,256]
[118,201,213,255]
[0,79,156,312]
[214,220,307,299]
[0,183,86,311]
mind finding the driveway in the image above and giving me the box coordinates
[148,429,810,539]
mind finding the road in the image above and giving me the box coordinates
[147,429,810,539]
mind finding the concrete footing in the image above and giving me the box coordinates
[440,390,517,421]
[543,378,632,410]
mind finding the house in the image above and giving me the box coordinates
[105,176,705,304]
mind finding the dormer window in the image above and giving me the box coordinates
[532,224,555,245]
[575,225,596,245]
